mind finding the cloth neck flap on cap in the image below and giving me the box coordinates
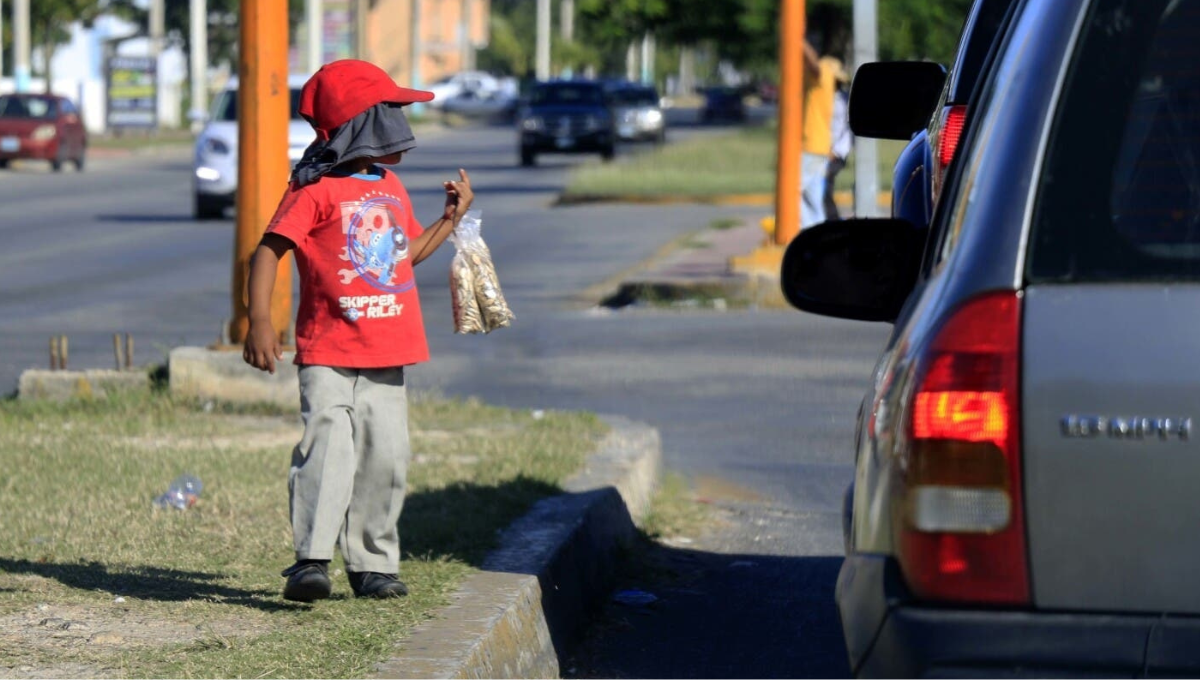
[291,103,417,187]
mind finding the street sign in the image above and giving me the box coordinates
[107,56,158,130]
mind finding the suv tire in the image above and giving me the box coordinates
[194,194,226,220]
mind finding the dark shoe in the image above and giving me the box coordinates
[281,560,331,602]
[348,571,408,598]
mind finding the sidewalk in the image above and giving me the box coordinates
[599,220,780,309]
[599,193,890,310]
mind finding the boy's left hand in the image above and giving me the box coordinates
[443,168,474,222]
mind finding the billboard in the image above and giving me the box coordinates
[107,56,157,129]
[323,0,357,64]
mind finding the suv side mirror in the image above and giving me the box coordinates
[849,62,947,140]
[781,218,925,322]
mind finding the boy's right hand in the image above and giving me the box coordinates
[243,321,283,374]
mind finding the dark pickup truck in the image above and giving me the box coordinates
[517,81,616,167]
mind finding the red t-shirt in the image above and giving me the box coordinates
[266,167,430,368]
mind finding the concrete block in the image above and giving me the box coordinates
[168,346,298,408]
[18,369,151,401]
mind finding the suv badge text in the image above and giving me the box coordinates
[1061,415,1192,441]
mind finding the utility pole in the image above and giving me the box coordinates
[560,0,573,42]
[1,0,5,82]
[459,0,471,71]
[189,0,209,131]
[410,0,424,114]
[150,0,165,57]
[535,0,550,80]
[150,0,164,127]
[230,0,291,346]
[853,0,879,217]
[14,0,29,92]
[625,42,637,82]
[774,0,804,245]
[678,47,695,97]
[355,0,368,59]
[640,33,655,85]
[307,0,323,74]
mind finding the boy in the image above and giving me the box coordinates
[242,60,473,602]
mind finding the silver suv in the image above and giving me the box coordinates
[784,0,1200,675]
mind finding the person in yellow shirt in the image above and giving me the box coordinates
[801,42,844,228]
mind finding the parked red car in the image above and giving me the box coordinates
[0,94,87,171]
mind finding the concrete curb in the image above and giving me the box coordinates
[17,369,151,401]
[373,416,662,679]
[168,346,299,408]
[601,275,787,310]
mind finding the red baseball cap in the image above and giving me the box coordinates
[299,60,434,140]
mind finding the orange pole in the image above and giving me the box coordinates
[775,0,805,246]
[230,0,292,345]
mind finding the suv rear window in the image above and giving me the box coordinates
[1028,0,1200,282]
[947,0,1017,103]
[211,88,304,122]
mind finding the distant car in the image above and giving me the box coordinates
[517,81,615,167]
[608,85,665,143]
[440,89,518,124]
[787,0,1200,675]
[0,93,87,172]
[700,87,745,123]
[427,71,501,108]
[757,81,779,104]
[192,75,314,220]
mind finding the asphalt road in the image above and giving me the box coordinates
[0,123,890,677]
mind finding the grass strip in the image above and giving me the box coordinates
[563,126,907,200]
[0,388,605,678]
[565,127,779,199]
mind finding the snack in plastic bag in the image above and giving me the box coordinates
[450,248,485,333]
[449,211,514,333]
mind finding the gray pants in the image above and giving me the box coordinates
[290,365,410,574]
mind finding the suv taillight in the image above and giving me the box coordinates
[897,291,1030,605]
[937,105,968,170]
[931,104,969,207]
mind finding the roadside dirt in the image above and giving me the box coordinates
[0,599,268,679]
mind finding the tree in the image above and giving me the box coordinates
[483,0,972,87]
[32,0,107,92]
[106,0,304,73]
[477,13,529,76]
[879,0,973,62]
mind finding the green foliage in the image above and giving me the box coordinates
[477,14,530,77]
[460,0,971,83]
[478,0,538,76]
[879,0,973,61]
[104,0,305,71]
[552,38,602,75]
[578,0,670,43]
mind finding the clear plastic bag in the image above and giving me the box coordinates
[449,211,514,334]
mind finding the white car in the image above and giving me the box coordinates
[193,75,315,219]
[426,71,500,109]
